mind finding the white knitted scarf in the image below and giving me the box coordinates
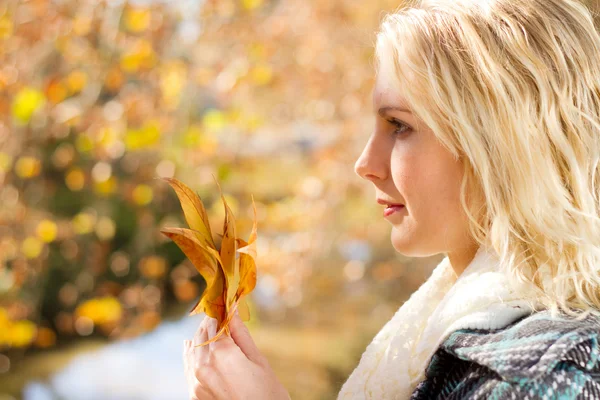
[337,245,542,400]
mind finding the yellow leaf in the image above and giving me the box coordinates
[12,87,46,125]
[36,220,58,243]
[94,176,118,196]
[250,64,273,86]
[75,297,122,325]
[160,228,218,284]
[241,0,264,10]
[202,109,227,132]
[138,255,167,279]
[132,184,153,206]
[238,296,251,321]
[0,152,12,173]
[95,217,116,241]
[125,121,161,150]
[66,70,87,94]
[0,14,14,39]
[65,167,85,191]
[15,156,41,179]
[21,237,43,259]
[214,177,239,310]
[125,7,151,33]
[72,212,96,235]
[236,196,258,297]
[162,177,259,347]
[163,178,215,249]
[8,320,37,348]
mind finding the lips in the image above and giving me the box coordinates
[377,198,404,207]
[383,205,404,217]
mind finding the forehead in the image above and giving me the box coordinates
[372,67,411,110]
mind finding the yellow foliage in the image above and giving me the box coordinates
[76,133,94,153]
[0,309,38,348]
[72,15,92,36]
[8,319,37,347]
[15,156,41,179]
[72,212,96,235]
[250,63,273,86]
[132,184,153,205]
[67,70,88,94]
[94,176,117,196]
[160,61,187,109]
[0,308,9,328]
[125,121,161,150]
[125,7,151,33]
[0,14,13,39]
[36,219,58,243]
[120,39,157,72]
[46,80,68,104]
[161,178,258,348]
[0,152,12,173]
[12,87,46,124]
[139,255,167,279]
[95,217,116,241]
[75,297,123,326]
[21,236,43,259]
[241,0,264,11]
[65,167,85,191]
[202,109,228,132]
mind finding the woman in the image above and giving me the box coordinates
[183,0,600,398]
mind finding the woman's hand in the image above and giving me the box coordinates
[183,310,291,400]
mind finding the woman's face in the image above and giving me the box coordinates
[354,65,478,272]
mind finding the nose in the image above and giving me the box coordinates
[354,136,387,182]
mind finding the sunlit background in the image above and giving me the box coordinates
[7,0,600,399]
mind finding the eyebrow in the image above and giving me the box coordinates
[377,106,413,117]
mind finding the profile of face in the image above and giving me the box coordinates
[354,63,477,267]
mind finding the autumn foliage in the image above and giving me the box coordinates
[161,177,257,346]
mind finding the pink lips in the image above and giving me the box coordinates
[383,205,405,217]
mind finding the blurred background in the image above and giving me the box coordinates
[10,0,600,398]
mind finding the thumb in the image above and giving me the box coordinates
[229,308,264,365]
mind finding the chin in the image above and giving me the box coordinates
[390,227,436,258]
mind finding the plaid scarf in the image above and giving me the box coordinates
[337,245,542,400]
[411,309,600,399]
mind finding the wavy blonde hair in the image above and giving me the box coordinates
[375,0,600,319]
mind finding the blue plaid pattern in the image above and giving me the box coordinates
[410,310,600,399]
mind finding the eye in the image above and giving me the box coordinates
[387,118,411,137]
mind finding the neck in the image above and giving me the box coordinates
[446,242,481,277]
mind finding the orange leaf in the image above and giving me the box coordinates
[213,177,239,310]
[162,176,259,344]
[160,228,217,283]
[238,296,251,321]
[163,178,215,249]
[236,196,258,297]
[193,296,242,348]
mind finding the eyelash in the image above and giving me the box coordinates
[387,119,411,136]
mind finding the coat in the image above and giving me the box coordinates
[410,310,600,399]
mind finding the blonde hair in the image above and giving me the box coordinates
[375,0,600,319]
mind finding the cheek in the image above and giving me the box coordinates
[389,148,466,255]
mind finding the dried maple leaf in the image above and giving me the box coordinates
[160,177,257,347]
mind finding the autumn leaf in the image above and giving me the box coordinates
[236,195,257,296]
[163,177,215,249]
[160,177,258,347]
[159,228,225,323]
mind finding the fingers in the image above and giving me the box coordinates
[183,340,202,400]
[193,317,210,366]
[207,317,217,352]
[229,309,264,365]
